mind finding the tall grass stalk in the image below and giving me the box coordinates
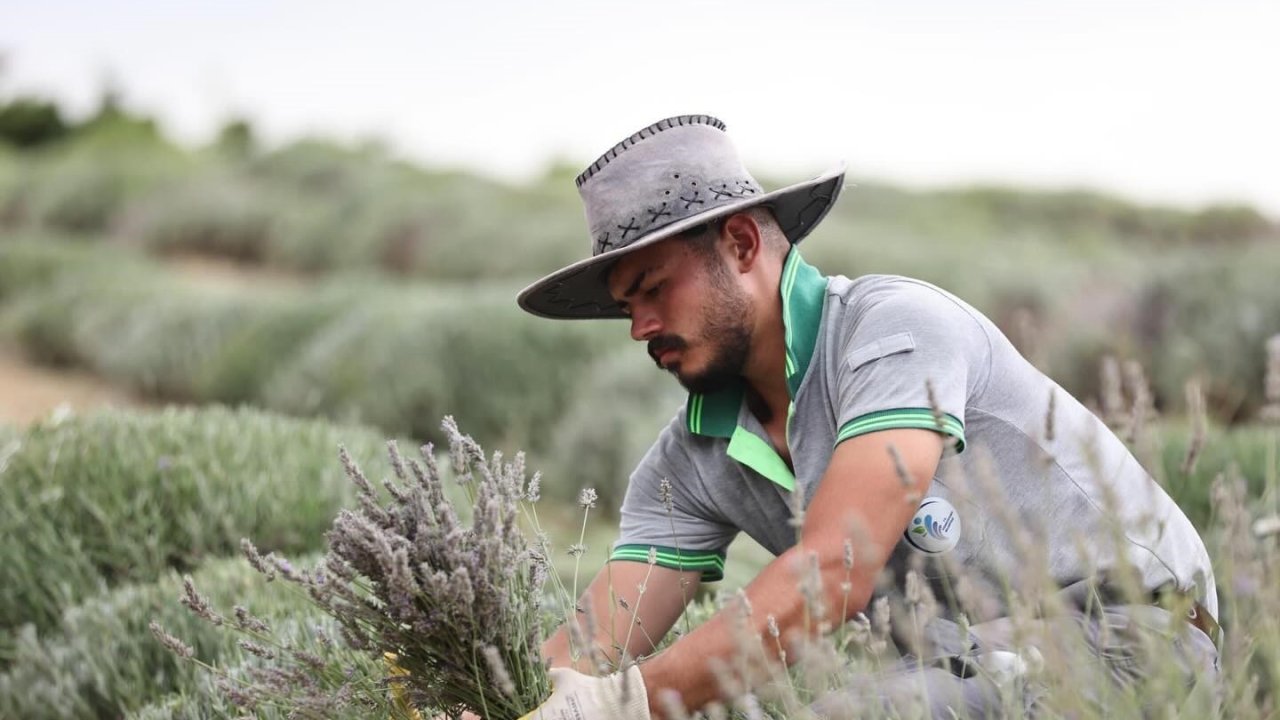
[570,487,599,609]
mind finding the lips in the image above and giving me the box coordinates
[647,336,687,367]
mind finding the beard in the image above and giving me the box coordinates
[647,261,752,394]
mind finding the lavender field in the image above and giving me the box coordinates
[0,105,1278,718]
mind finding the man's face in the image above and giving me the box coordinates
[607,233,752,394]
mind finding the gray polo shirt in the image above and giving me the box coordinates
[610,248,1217,619]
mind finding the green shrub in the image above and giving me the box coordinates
[1152,422,1278,529]
[0,149,26,226]
[0,97,70,149]
[0,556,324,720]
[126,173,280,262]
[1138,257,1280,422]
[239,145,586,279]
[3,257,180,368]
[263,285,614,451]
[192,293,349,403]
[20,132,191,234]
[0,235,137,302]
[0,406,390,633]
[822,181,1276,248]
[1025,254,1280,424]
[1187,203,1275,245]
[85,291,260,400]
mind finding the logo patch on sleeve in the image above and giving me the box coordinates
[904,496,961,554]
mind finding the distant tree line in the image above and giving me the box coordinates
[0,89,253,154]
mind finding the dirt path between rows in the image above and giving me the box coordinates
[163,253,307,292]
[0,345,145,427]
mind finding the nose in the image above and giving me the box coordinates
[629,306,660,342]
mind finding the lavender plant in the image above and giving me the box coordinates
[311,416,552,717]
[154,416,551,719]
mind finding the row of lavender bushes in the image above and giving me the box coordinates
[0,238,613,452]
[4,236,1280,519]
[0,408,393,636]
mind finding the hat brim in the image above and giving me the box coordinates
[517,165,846,320]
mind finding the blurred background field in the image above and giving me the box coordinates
[2,97,1277,434]
[1,37,1278,717]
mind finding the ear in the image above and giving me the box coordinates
[720,212,762,272]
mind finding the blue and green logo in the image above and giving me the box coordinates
[904,497,960,553]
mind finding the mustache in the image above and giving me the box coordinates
[647,335,688,363]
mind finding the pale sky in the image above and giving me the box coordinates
[3,0,1278,213]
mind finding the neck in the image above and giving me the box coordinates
[741,264,791,423]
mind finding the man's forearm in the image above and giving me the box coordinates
[639,538,873,717]
[541,560,702,676]
[541,625,598,674]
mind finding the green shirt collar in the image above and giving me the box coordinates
[685,248,828,438]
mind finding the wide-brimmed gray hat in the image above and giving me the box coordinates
[517,114,845,319]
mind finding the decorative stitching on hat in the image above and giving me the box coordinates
[616,217,641,239]
[590,173,763,255]
[680,190,704,209]
[646,202,672,223]
[575,115,727,188]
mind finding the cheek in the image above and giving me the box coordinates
[667,269,710,309]
[661,285,704,336]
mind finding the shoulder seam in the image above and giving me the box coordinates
[852,277,995,397]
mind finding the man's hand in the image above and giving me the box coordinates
[517,666,650,720]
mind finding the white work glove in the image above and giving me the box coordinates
[518,665,650,720]
[975,646,1044,688]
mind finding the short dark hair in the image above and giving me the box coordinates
[679,218,726,263]
[681,207,788,261]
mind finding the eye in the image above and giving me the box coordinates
[644,281,665,299]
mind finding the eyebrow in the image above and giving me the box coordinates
[620,266,656,299]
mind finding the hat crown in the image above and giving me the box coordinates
[577,115,763,256]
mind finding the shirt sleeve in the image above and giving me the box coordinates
[833,281,987,453]
[611,413,738,581]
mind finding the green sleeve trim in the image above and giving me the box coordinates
[609,544,726,582]
[835,408,966,453]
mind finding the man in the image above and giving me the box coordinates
[512,115,1219,718]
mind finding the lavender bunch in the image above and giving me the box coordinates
[296,416,551,718]
[151,417,551,717]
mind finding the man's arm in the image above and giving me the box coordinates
[638,427,942,716]
[542,558,704,674]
